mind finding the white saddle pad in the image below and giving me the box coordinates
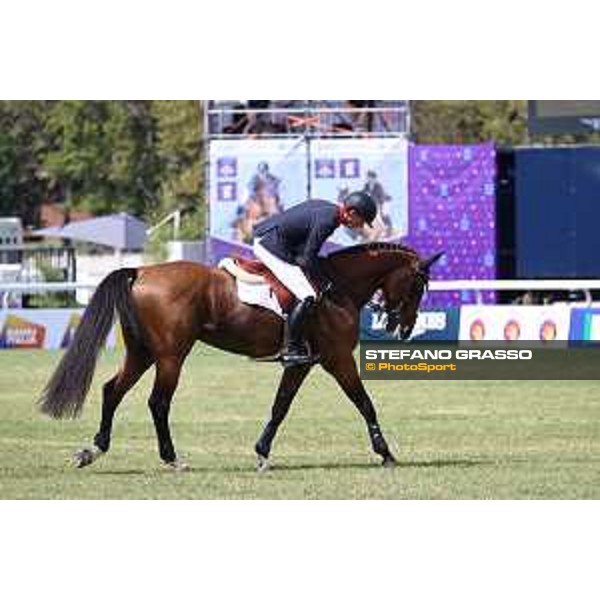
[218,258,284,318]
[235,280,284,318]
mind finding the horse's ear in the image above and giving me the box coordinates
[419,251,444,272]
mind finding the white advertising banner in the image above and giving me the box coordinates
[459,305,572,342]
[310,138,409,245]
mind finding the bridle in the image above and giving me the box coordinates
[367,267,430,339]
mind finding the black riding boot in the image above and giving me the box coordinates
[282,297,315,367]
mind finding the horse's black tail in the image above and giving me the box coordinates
[38,268,143,419]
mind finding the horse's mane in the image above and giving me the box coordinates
[326,241,419,259]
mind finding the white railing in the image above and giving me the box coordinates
[0,282,97,293]
[206,102,410,138]
[3,278,600,308]
[428,280,600,291]
[0,282,97,309]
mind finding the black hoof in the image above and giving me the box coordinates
[162,459,189,472]
[256,454,270,472]
[382,455,397,468]
[254,441,270,459]
[73,447,99,469]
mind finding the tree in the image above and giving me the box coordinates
[5,100,600,234]
[0,100,205,231]
[42,101,162,216]
[411,100,528,146]
[0,101,54,224]
[411,100,600,146]
[150,101,204,239]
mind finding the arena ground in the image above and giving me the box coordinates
[0,345,598,499]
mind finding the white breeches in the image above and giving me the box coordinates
[253,238,317,300]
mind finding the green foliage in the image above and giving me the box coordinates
[0,101,54,223]
[151,100,203,211]
[0,101,205,233]
[4,99,600,237]
[150,101,205,247]
[178,209,205,240]
[143,208,206,263]
[25,261,80,308]
[411,100,600,146]
[412,100,528,145]
[143,209,171,263]
[43,101,162,216]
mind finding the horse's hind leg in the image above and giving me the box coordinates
[73,351,153,468]
[255,364,312,471]
[148,356,187,471]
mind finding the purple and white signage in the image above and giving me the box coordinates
[209,139,308,246]
[207,139,497,309]
[310,138,409,246]
[406,143,497,307]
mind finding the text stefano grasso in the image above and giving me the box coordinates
[364,349,533,360]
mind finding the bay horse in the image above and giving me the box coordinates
[38,243,442,471]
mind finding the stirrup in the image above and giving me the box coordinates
[281,344,313,367]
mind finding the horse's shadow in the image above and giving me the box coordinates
[94,458,490,476]
[260,458,491,472]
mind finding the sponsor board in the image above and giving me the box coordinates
[0,310,121,350]
[0,314,46,348]
[459,305,571,341]
[569,307,600,342]
[360,308,459,341]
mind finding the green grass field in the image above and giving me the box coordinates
[1,345,599,499]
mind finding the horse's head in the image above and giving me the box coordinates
[379,251,444,340]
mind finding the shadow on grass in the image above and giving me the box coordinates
[398,458,492,469]
[92,457,492,476]
[91,469,149,476]
[267,458,491,472]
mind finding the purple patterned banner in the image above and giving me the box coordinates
[208,141,497,309]
[406,143,496,308]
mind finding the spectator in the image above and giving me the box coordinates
[222,103,250,134]
[346,100,376,131]
[245,101,280,134]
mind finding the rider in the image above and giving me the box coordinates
[253,191,378,366]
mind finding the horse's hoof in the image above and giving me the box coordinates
[73,446,102,469]
[256,454,270,473]
[163,459,189,472]
[382,455,397,469]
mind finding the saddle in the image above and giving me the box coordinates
[218,256,295,313]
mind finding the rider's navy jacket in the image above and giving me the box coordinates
[253,199,340,284]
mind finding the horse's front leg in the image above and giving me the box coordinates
[255,363,312,471]
[321,353,396,467]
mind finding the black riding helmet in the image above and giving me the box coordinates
[344,191,377,227]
